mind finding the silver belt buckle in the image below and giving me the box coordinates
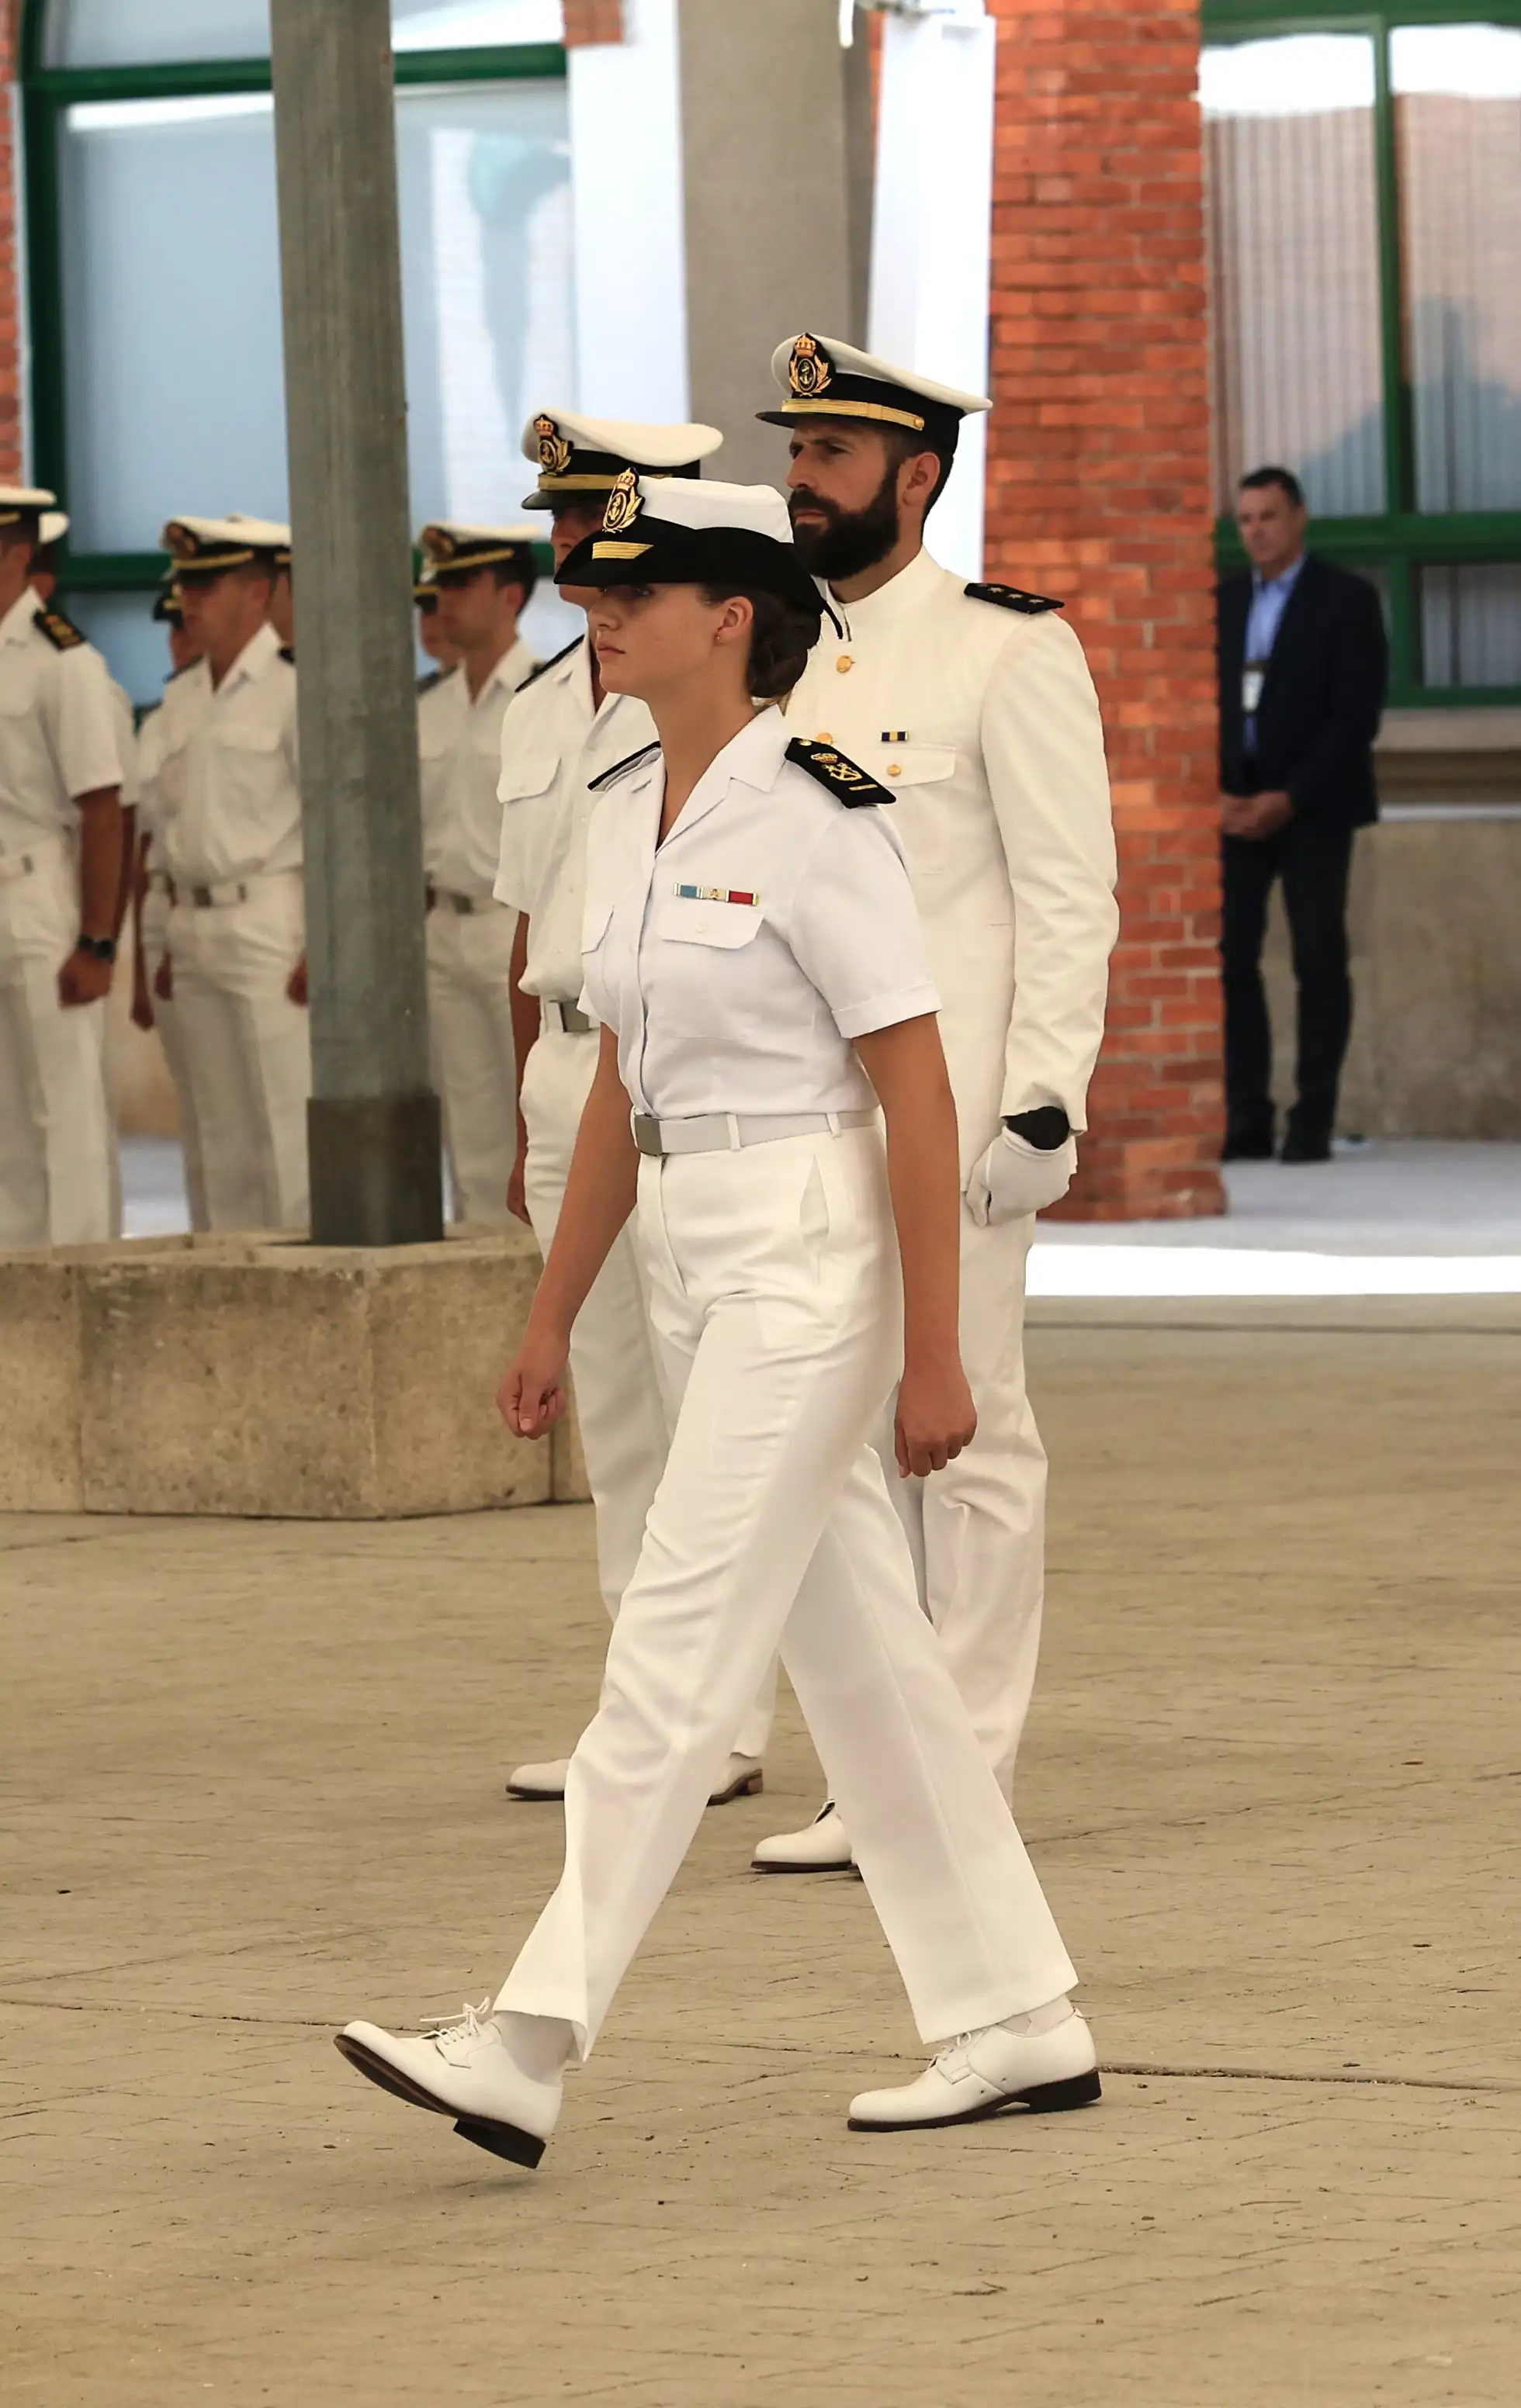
[451,893,475,916]
[632,1113,665,1159]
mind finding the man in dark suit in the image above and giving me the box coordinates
[1217,466,1388,1163]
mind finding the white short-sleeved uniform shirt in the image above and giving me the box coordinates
[134,659,210,863]
[109,681,140,811]
[0,589,123,856]
[580,706,940,1123]
[417,635,538,898]
[158,623,300,884]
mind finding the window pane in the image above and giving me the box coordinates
[397,79,574,526]
[57,95,288,554]
[62,591,180,711]
[44,2,272,67]
[1201,36,1385,516]
[1393,25,1521,512]
[1421,564,1521,688]
[43,0,562,68]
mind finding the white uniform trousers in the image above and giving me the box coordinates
[496,1127,1076,2059]
[521,1028,776,1763]
[425,901,517,1227]
[0,841,115,1249]
[139,884,210,1233]
[168,873,310,1233]
[878,1209,1045,1796]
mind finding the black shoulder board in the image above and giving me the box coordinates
[587,739,661,794]
[784,736,889,808]
[35,605,87,652]
[278,645,296,666]
[416,666,445,696]
[518,634,583,692]
[964,581,1064,616]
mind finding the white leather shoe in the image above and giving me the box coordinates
[336,2000,563,2168]
[505,1756,570,1801]
[710,1752,764,1804]
[751,1801,855,1873]
[848,2007,1100,2132]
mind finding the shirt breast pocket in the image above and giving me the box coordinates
[657,901,766,950]
[499,752,558,808]
[872,744,957,872]
[218,719,283,807]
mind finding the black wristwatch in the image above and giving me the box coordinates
[1003,1105,1070,1150]
[77,933,118,964]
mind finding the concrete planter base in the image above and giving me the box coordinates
[0,1226,587,1520]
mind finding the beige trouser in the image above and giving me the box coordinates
[521,1026,778,1765]
[425,899,517,1227]
[140,883,210,1233]
[168,873,310,1233]
[497,1126,1076,2059]
[0,840,115,1249]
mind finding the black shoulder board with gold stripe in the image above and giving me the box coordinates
[964,582,1063,616]
[784,736,889,808]
[587,739,661,794]
[278,645,296,666]
[416,666,445,696]
[518,634,583,692]
[35,605,87,652]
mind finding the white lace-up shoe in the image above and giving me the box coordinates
[751,1801,855,1873]
[848,2008,1100,2132]
[710,1752,764,1804]
[335,2001,563,2168]
[505,1757,570,1801]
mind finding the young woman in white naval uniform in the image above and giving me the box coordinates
[337,479,1100,2169]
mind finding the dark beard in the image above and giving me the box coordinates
[788,462,902,581]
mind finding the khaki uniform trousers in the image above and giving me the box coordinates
[0,840,115,1248]
[168,872,310,1233]
[140,882,210,1233]
[497,1126,1076,2058]
[425,900,518,1228]
[521,1028,776,1763]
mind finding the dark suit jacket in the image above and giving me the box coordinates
[1217,553,1388,827]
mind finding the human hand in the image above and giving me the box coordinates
[497,1318,570,1440]
[286,955,309,1007]
[131,963,155,1032]
[506,1134,531,1226]
[895,1355,978,1479]
[154,952,175,1002]
[1222,790,1292,841]
[965,1130,1076,1228]
[57,946,113,1008]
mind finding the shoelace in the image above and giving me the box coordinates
[932,2032,976,2077]
[420,1998,492,2047]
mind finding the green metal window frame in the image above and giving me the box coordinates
[18,2,567,607]
[1203,0,1521,704]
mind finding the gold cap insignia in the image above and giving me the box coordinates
[788,334,833,400]
[601,468,643,538]
[534,413,572,476]
[424,525,457,560]
[163,522,196,560]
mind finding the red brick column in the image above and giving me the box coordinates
[561,1,625,43]
[0,2,22,483]
[985,0,1224,1220]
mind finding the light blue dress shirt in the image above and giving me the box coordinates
[1243,552,1306,749]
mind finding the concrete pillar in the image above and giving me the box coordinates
[986,0,1225,1220]
[269,0,443,1245]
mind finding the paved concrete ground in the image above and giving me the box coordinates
[5,1302,1520,2406]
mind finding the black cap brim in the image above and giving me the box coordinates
[556,524,822,621]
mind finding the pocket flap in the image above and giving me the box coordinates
[657,900,765,950]
[877,743,956,787]
[500,752,558,804]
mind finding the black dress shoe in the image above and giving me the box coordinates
[1280,1126,1333,1164]
[1221,1126,1275,1163]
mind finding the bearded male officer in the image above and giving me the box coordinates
[491,410,771,1811]
[753,336,1118,1873]
[414,521,540,1225]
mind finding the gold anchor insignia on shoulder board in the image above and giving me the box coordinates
[789,334,833,399]
[535,413,571,475]
[601,467,643,535]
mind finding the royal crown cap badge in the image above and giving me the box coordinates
[601,467,643,537]
[788,333,833,399]
[535,414,572,475]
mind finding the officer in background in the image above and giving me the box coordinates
[752,336,1118,1873]
[155,515,307,1233]
[414,563,459,692]
[493,409,774,1811]
[414,521,541,1226]
[131,584,210,1231]
[0,484,126,1248]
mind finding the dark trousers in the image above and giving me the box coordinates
[1220,812,1356,1141]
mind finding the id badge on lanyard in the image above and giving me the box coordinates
[1242,660,1268,718]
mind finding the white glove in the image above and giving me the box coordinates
[965,1130,1077,1227]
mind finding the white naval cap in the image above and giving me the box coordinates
[521,407,722,510]
[161,513,289,576]
[758,333,990,446]
[39,510,69,548]
[561,475,820,616]
[0,483,57,529]
[417,520,540,579]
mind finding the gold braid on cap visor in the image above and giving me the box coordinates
[778,398,927,431]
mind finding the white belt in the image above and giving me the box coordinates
[632,1107,877,1160]
[542,998,596,1036]
[0,834,66,886]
